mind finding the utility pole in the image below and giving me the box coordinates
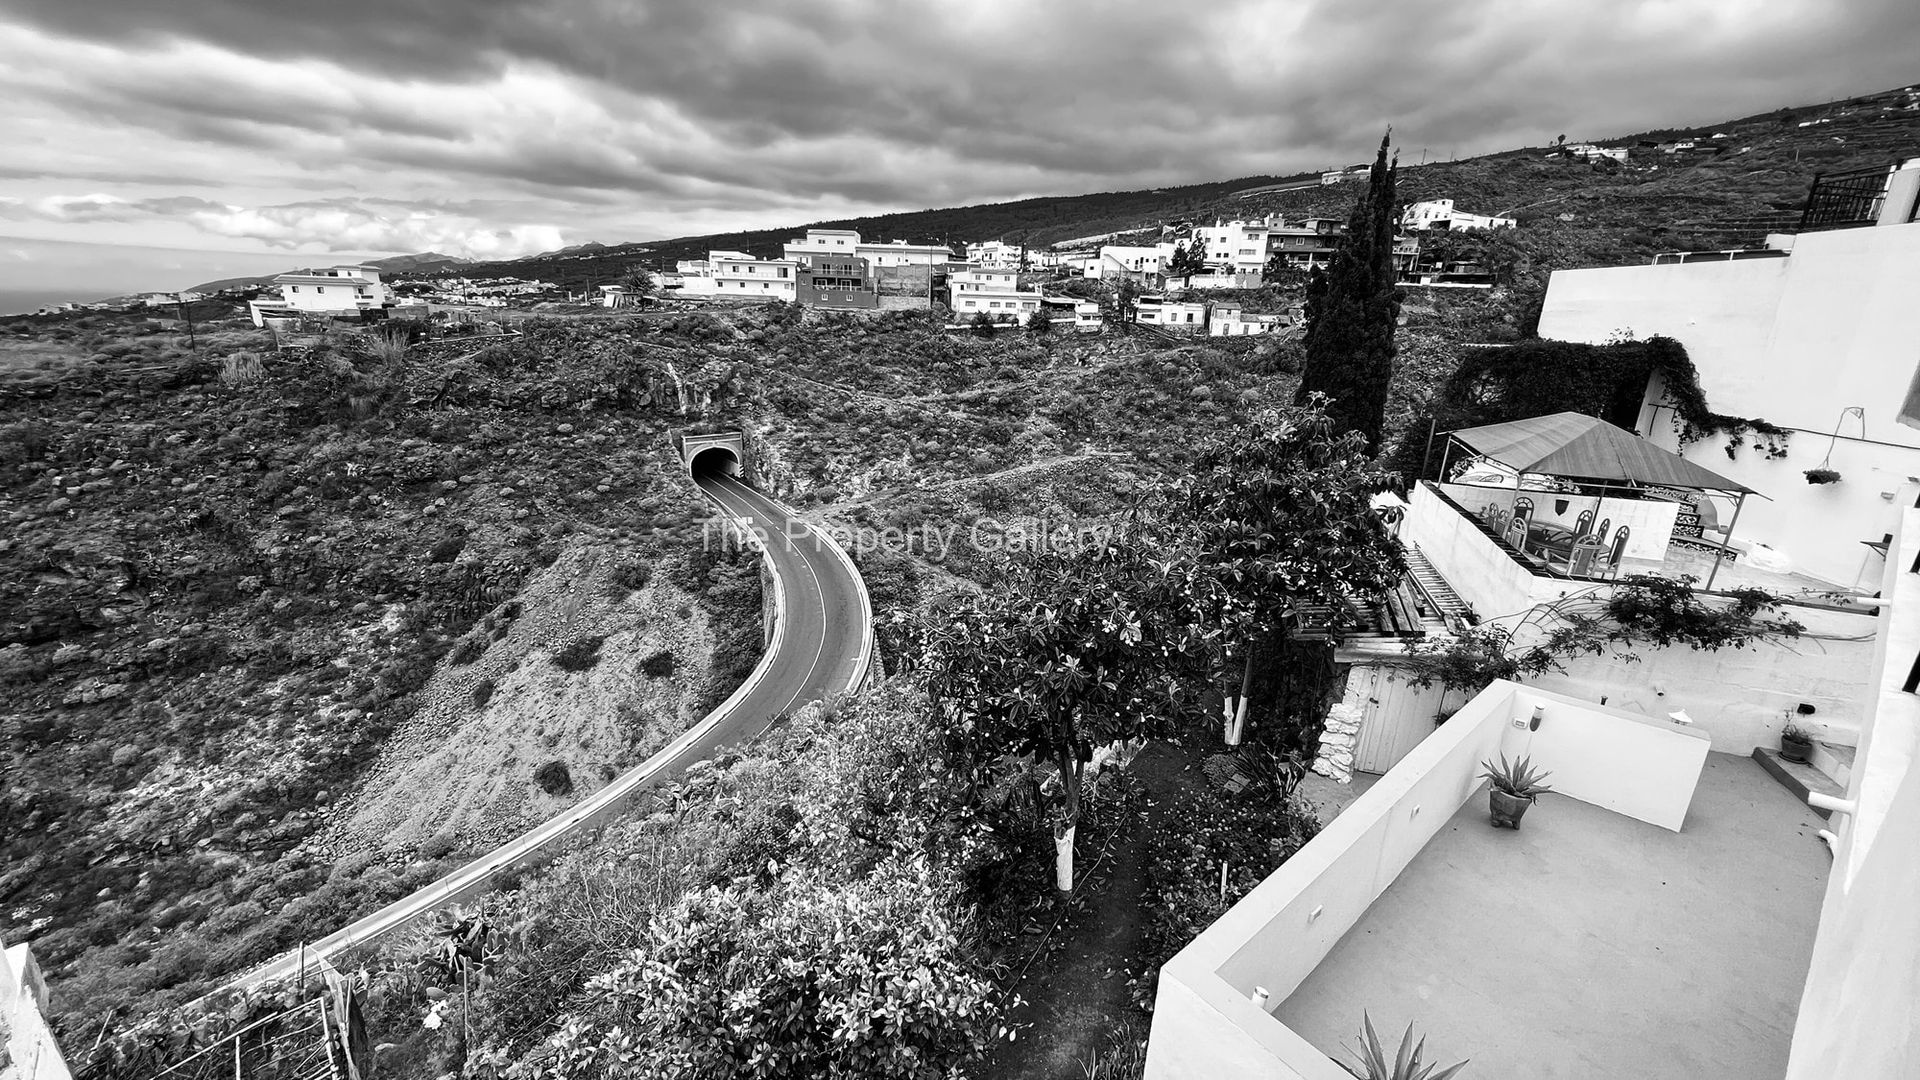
[176,293,197,352]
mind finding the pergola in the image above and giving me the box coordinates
[1439,412,1761,590]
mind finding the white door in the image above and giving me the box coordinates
[1350,666,1463,774]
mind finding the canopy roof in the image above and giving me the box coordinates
[1450,412,1757,494]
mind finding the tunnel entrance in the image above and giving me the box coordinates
[690,445,741,478]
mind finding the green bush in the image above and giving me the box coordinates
[551,635,605,673]
[533,760,573,796]
[448,636,487,666]
[638,651,676,678]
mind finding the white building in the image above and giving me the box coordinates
[248,265,386,325]
[1092,243,1179,280]
[1562,143,1630,162]
[1193,218,1279,273]
[1134,295,1207,330]
[784,228,953,268]
[709,251,796,301]
[1400,198,1518,232]
[965,240,1025,269]
[947,268,1042,323]
[1537,158,1920,589]
[1208,304,1285,336]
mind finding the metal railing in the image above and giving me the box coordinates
[1798,165,1893,231]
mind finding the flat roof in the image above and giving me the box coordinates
[1274,754,1828,1080]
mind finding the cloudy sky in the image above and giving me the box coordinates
[1,0,1916,297]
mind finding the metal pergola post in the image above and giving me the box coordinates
[1705,490,1747,591]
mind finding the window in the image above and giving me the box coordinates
[290,286,299,293]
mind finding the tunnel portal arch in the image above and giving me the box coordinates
[678,431,746,479]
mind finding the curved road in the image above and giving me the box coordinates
[217,467,871,993]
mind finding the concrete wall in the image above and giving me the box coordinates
[2,941,73,1080]
[1522,601,1875,755]
[1537,217,1920,587]
[1147,682,1707,1077]
[1406,481,1540,620]
[1503,685,1709,830]
[1407,482,1875,754]
[1786,500,1920,1079]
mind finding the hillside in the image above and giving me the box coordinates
[184,252,471,294]
[420,81,1919,294]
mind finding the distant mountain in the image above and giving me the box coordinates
[365,251,472,273]
[183,274,275,294]
[422,80,1920,294]
[184,252,472,293]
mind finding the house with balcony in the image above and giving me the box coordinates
[964,240,1025,269]
[1146,476,1920,1080]
[247,265,387,326]
[1537,157,1920,594]
[1194,217,1280,274]
[946,267,1042,323]
[708,252,796,301]
[793,252,878,310]
[1039,294,1103,333]
[1385,411,1878,764]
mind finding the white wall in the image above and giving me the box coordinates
[2,941,73,1080]
[1146,682,1712,1078]
[1537,217,1920,587]
[1405,482,1545,620]
[1785,501,1920,1079]
[1521,602,1874,755]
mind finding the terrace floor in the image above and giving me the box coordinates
[1272,754,1831,1080]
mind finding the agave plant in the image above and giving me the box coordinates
[1344,1013,1469,1080]
[1479,752,1553,800]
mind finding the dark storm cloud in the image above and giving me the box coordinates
[3,0,1919,225]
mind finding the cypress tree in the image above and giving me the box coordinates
[1295,132,1402,454]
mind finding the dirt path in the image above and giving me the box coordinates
[984,740,1191,1079]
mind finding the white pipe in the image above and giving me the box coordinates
[1807,791,1856,817]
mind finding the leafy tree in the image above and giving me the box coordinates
[910,536,1186,890]
[968,311,997,338]
[535,860,1007,1079]
[1166,240,1208,286]
[1110,278,1140,334]
[1296,132,1402,454]
[619,267,654,299]
[1027,306,1054,338]
[1167,399,1403,745]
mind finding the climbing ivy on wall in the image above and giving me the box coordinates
[1389,334,1791,479]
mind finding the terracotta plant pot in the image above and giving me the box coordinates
[1488,789,1534,829]
[1780,732,1813,764]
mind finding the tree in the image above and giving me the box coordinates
[968,311,997,338]
[619,267,654,300]
[910,536,1186,891]
[1111,277,1140,334]
[1166,240,1208,286]
[1027,307,1054,338]
[1167,399,1404,746]
[536,860,1007,1079]
[1296,132,1402,454]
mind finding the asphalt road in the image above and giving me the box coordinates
[216,470,870,993]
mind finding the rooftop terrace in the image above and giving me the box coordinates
[1275,753,1829,1080]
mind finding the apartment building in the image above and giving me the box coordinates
[794,252,878,310]
[709,251,797,300]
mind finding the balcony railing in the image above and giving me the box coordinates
[1798,165,1893,231]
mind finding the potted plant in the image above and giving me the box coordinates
[1780,722,1814,763]
[1803,467,1841,485]
[1479,753,1553,829]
